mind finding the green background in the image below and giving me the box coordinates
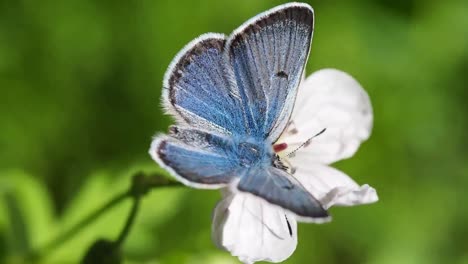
[1,0,467,263]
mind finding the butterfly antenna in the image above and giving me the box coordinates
[286,128,327,158]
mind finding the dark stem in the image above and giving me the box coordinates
[38,191,129,257]
[114,196,141,247]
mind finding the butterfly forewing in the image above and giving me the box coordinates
[163,33,244,135]
[226,3,314,141]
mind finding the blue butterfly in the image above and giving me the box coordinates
[150,3,328,221]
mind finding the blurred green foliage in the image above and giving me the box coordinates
[1,0,467,263]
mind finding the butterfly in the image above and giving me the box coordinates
[150,3,329,221]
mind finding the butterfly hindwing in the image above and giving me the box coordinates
[238,166,329,220]
[151,127,238,188]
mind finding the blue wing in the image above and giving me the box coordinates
[163,33,245,135]
[150,127,239,188]
[226,3,314,140]
[238,166,329,220]
[163,4,313,140]
[151,126,328,219]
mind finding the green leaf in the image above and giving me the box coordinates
[0,169,55,262]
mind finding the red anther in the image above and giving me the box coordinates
[273,143,288,153]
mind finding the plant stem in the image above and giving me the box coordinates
[39,191,129,258]
[114,196,140,247]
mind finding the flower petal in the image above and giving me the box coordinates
[212,192,297,264]
[282,68,373,164]
[319,184,377,209]
[292,163,378,210]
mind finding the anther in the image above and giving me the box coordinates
[273,142,288,153]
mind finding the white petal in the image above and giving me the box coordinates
[212,192,297,264]
[320,184,378,209]
[282,68,373,164]
[292,163,378,210]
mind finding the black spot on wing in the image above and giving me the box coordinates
[285,215,292,236]
[276,71,288,79]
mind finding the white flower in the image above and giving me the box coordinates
[211,69,378,264]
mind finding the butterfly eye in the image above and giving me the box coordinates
[272,155,288,170]
[272,156,296,175]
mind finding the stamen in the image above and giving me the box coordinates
[273,142,288,153]
[287,121,298,135]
